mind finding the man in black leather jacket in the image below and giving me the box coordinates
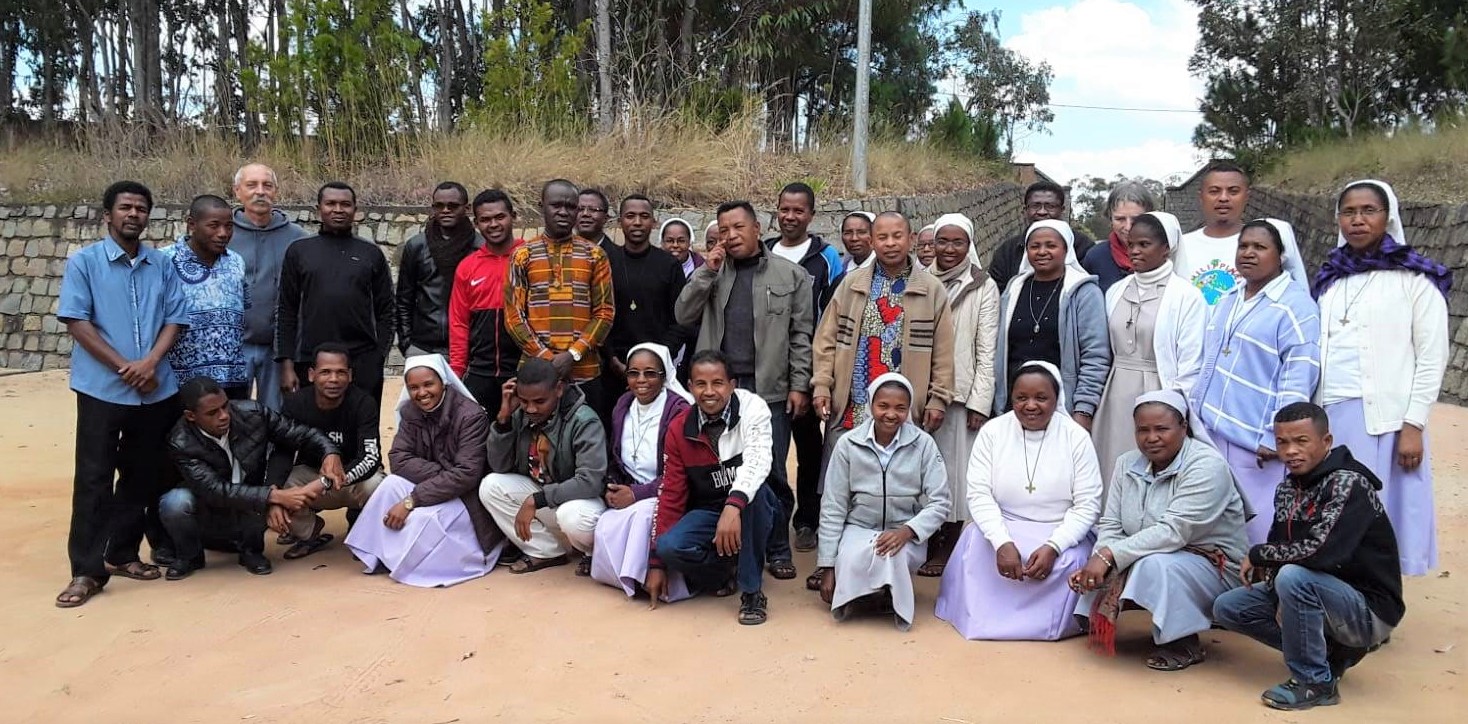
[395,181,481,356]
[159,376,345,579]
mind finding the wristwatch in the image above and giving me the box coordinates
[402,495,415,512]
[568,348,584,362]
[318,476,335,492]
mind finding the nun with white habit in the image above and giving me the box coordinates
[816,373,952,631]
[935,361,1102,640]
[1092,211,1207,483]
[345,354,506,587]
[589,343,694,601]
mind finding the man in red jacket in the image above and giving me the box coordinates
[449,189,524,420]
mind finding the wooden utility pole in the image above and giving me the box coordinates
[852,0,872,192]
[596,0,612,134]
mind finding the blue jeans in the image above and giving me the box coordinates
[1214,564,1391,684]
[654,485,776,594]
[158,488,267,563]
[242,343,282,411]
[735,378,793,562]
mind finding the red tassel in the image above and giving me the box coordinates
[1088,603,1117,657]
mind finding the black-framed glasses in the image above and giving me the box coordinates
[626,369,665,379]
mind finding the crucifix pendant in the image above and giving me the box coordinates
[1025,481,1036,494]
[630,301,638,311]
[1222,346,1231,355]
[1340,316,1349,325]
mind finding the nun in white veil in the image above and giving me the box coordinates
[345,354,506,587]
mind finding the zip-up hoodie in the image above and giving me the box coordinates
[763,234,845,322]
[649,389,773,568]
[231,208,307,346]
[486,385,608,509]
[1249,446,1405,626]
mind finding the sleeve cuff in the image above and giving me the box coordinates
[724,491,750,510]
[532,492,548,509]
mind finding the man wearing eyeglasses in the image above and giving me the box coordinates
[577,188,615,253]
[395,182,482,356]
[987,181,1095,293]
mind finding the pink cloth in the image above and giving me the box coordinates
[344,475,503,587]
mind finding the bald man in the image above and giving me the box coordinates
[232,164,307,410]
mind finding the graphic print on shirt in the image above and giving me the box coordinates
[1189,259,1239,305]
[527,428,552,485]
[843,274,906,428]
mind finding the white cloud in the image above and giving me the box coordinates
[1016,138,1204,185]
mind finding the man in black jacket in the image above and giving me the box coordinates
[1214,402,1403,711]
[160,377,345,579]
[394,181,480,356]
[987,180,1094,293]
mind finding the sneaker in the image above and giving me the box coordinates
[166,556,206,581]
[1262,678,1340,711]
[237,550,274,575]
[738,591,769,626]
[793,527,818,552]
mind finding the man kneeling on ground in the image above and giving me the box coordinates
[268,343,386,559]
[1213,402,1404,711]
[478,359,608,574]
[161,376,345,578]
[646,350,778,625]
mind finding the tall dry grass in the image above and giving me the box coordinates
[0,110,1004,209]
[1264,117,1468,205]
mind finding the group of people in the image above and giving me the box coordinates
[52,160,1447,711]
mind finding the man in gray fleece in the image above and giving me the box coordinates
[479,358,609,574]
[231,163,307,410]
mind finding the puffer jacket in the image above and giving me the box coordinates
[168,401,337,513]
[815,419,951,568]
[486,385,608,509]
[395,231,479,354]
[392,387,502,554]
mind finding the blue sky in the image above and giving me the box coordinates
[942,0,1206,184]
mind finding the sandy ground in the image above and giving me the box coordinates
[0,371,1464,723]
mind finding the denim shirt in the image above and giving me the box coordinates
[163,240,250,387]
[58,237,190,405]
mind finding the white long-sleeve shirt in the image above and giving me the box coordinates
[966,411,1103,552]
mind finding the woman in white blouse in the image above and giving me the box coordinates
[1313,179,1452,575]
[935,360,1103,640]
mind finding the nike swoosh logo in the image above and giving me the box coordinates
[470,278,485,286]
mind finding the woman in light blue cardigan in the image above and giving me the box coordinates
[1190,219,1320,544]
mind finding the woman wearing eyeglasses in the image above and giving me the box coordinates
[1313,180,1451,576]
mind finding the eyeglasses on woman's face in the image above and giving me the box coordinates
[626,369,665,380]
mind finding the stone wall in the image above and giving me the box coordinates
[1167,176,1468,404]
[0,183,1025,372]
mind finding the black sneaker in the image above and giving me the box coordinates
[1262,678,1340,711]
[238,550,273,575]
[738,591,769,626]
[793,527,818,552]
[166,556,206,581]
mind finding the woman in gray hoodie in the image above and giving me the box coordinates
[816,373,952,630]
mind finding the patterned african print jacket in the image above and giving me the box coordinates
[503,233,615,383]
[164,239,249,388]
[812,261,955,420]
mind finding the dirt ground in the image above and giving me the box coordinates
[1,371,1464,723]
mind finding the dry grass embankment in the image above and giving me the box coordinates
[0,112,1006,208]
[1264,117,1468,205]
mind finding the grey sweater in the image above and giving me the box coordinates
[994,268,1111,416]
[486,385,608,509]
[816,420,952,568]
[1098,438,1250,574]
[231,208,307,346]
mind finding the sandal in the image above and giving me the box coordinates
[1146,635,1207,671]
[806,568,826,591]
[767,559,797,580]
[916,560,946,577]
[738,591,769,625]
[55,576,105,608]
[284,533,335,560]
[105,560,161,581]
[276,532,299,546]
[575,556,592,577]
[713,577,739,598]
[509,555,569,574]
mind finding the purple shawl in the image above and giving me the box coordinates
[1313,234,1452,300]
[608,390,692,501]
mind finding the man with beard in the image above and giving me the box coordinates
[275,182,395,403]
[504,179,615,415]
[599,193,689,428]
[576,188,614,252]
[987,181,1094,293]
[450,189,525,420]
[395,182,480,356]
[55,181,189,607]
[231,163,307,410]
[165,194,250,399]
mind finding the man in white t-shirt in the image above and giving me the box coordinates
[1175,160,1250,305]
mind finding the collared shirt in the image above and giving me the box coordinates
[202,429,244,486]
[164,240,249,387]
[861,424,904,467]
[58,237,190,405]
[503,234,615,383]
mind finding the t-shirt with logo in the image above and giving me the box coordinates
[1175,229,1242,305]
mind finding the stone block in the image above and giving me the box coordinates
[57,336,71,355]
[0,295,18,315]
[5,239,22,257]
[10,279,25,293]
[2,220,15,237]
[16,351,42,371]
[28,278,47,295]
[22,334,38,351]
[49,278,61,296]
[42,316,59,334]
[22,314,40,331]
[39,334,55,352]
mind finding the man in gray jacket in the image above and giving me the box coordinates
[479,358,609,574]
[675,200,814,581]
[231,163,307,410]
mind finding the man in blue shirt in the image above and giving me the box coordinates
[164,194,250,398]
[55,181,190,608]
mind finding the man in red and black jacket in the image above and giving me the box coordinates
[645,350,778,626]
[449,189,523,420]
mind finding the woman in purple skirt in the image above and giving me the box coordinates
[589,343,694,601]
[345,355,505,587]
[1314,179,1451,575]
[935,361,1103,640]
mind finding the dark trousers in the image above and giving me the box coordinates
[597,357,628,435]
[223,385,252,401]
[790,411,825,530]
[68,392,181,580]
[734,378,793,562]
[158,488,267,562]
[655,486,776,594]
[575,376,608,435]
[464,371,510,421]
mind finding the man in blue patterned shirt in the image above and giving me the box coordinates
[165,195,250,398]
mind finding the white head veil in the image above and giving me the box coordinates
[930,212,981,271]
[1016,219,1086,278]
[1141,211,1182,249]
[1013,359,1068,415]
[1131,388,1253,518]
[657,217,693,249]
[1256,218,1310,286]
[1335,179,1406,248]
[864,372,917,427]
[625,342,693,404]
[398,353,475,424]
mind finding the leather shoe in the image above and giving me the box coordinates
[151,547,179,568]
[237,551,273,575]
[166,556,206,581]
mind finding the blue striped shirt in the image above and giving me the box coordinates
[1191,275,1321,451]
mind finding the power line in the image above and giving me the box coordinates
[933,89,1200,115]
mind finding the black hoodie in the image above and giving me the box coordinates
[1249,446,1405,626]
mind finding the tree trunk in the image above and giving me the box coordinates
[595,0,612,132]
[437,0,455,130]
[0,16,18,119]
[215,1,234,132]
[679,0,694,76]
